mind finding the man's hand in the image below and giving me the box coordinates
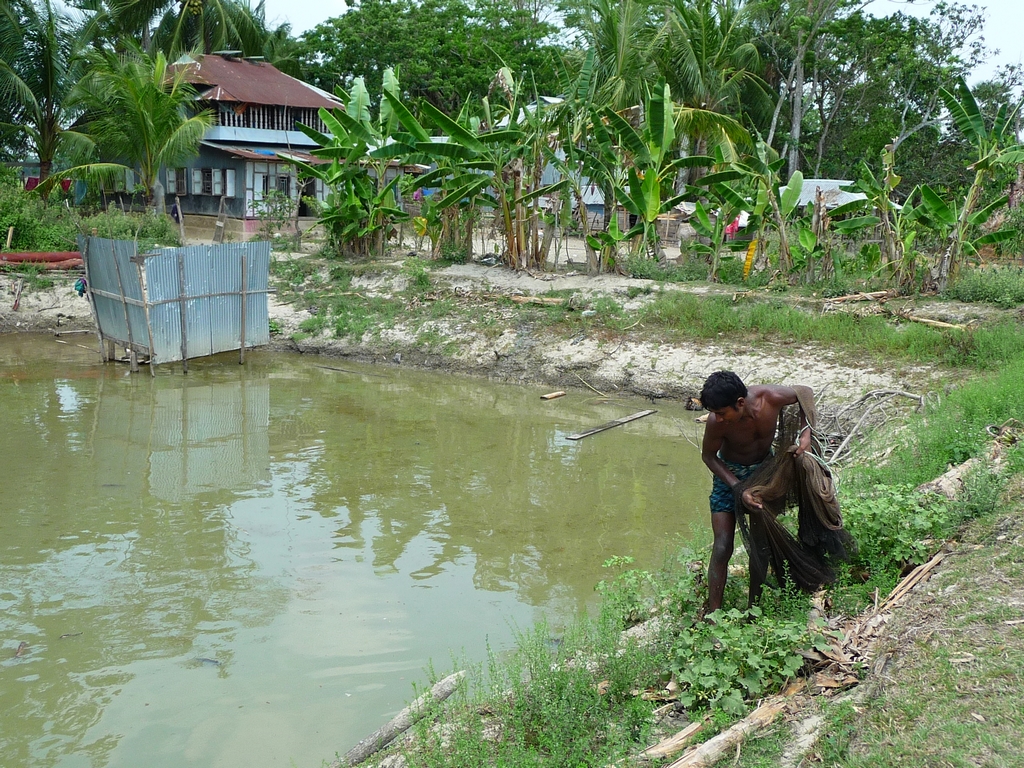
[741,488,763,510]
[795,427,812,456]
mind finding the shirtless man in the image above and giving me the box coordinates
[699,371,812,613]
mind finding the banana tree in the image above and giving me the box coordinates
[689,181,748,280]
[598,80,713,259]
[295,68,411,258]
[917,185,1017,267]
[933,77,1023,290]
[694,141,802,274]
[829,156,924,292]
[389,68,569,270]
[729,140,802,273]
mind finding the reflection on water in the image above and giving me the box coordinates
[0,335,709,767]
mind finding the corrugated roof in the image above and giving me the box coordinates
[797,179,867,209]
[202,143,326,164]
[173,54,342,110]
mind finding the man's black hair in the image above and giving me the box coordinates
[699,370,748,410]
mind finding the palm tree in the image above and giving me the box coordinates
[0,0,94,191]
[105,0,265,56]
[68,45,213,210]
[583,0,663,112]
[661,0,766,158]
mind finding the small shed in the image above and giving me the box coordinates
[80,236,271,373]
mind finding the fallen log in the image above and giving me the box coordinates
[483,293,567,307]
[329,670,466,768]
[825,290,896,303]
[640,721,703,761]
[665,697,787,767]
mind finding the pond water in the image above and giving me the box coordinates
[0,335,710,768]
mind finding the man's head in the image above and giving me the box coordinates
[700,371,748,420]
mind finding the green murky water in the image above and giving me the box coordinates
[0,335,710,768]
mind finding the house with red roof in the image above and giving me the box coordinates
[164,52,343,239]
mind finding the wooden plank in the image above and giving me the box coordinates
[541,391,566,400]
[567,409,657,440]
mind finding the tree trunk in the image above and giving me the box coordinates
[787,38,805,179]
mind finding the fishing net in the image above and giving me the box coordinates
[733,386,857,592]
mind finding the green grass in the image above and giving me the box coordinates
[944,265,1024,307]
[628,292,1024,369]
[852,357,1024,488]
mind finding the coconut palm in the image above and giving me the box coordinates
[661,0,767,157]
[64,45,212,209]
[0,0,94,190]
[106,0,265,55]
[582,0,664,112]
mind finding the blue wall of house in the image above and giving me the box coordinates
[163,146,248,219]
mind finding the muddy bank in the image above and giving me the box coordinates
[1,264,945,403]
[268,263,938,403]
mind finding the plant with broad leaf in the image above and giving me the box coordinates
[932,77,1023,290]
[595,80,713,262]
[294,68,409,258]
[385,67,569,270]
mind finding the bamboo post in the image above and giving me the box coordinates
[78,237,108,362]
[5,226,12,249]
[176,250,189,373]
[134,257,157,377]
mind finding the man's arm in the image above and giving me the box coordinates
[764,385,813,455]
[701,419,739,486]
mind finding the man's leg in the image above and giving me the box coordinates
[706,510,736,613]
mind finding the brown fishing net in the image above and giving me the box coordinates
[733,386,857,592]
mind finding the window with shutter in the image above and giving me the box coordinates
[192,169,202,195]
[225,168,236,198]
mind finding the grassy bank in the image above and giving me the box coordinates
[320,261,1024,766]
[408,387,1016,767]
[281,256,1024,374]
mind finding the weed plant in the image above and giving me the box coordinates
[624,254,707,282]
[852,356,1024,488]
[943,265,1024,307]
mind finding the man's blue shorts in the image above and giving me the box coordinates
[709,458,762,514]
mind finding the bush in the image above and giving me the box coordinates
[80,209,180,250]
[841,485,954,573]
[670,606,827,715]
[0,183,181,253]
[943,266,1024,307]
[0,186,77,250]
[624,254,707,282]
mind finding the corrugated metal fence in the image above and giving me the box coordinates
[80,237,271,371]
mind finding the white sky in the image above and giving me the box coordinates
[260,0,1022,86]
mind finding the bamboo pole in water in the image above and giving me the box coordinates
[329,671,466,768]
